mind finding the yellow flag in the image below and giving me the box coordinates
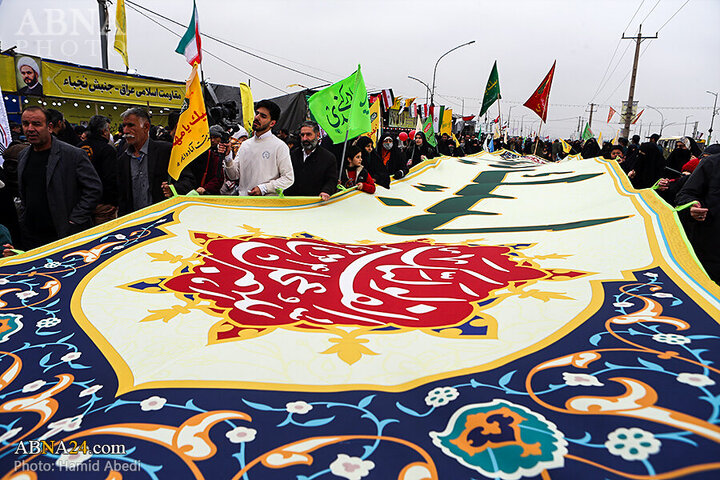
[404,97,416,108]
[440,108,452,135]
[391,95,403,110]
[169,64,210,180]
[452,133,460,147]
[113,0,129,69]
[611,130,619,145]
[560,138,571,153]
[239,82,254,135]
[597,132,603,146]
[365,97,381,145]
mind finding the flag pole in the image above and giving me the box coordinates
[338,66,362,183]
[534,121,543,155]
[497,100,502,140]
[198,62,205,90]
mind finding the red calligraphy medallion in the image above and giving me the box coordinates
[162,234,553,333]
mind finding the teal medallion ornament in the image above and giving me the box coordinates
[430,399,567,479]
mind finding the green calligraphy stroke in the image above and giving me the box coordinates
[381,169,628,235]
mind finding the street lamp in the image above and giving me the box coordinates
[646,105,665,135]
[408,75,431,104]
[683,115,693,136]
[707,90,718,145]
[520,115,527,136]
[430,40,475,106]
[508,105,516,135]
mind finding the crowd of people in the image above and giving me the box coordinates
[0,100,717,285]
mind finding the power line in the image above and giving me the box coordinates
[601,0,689,106]
[124,3,286,93]
[639,0,662,24]
[657,0,691,31]
[624,0,647,32]
[589,0,646,103]
[202,35,343,81]
[125,0,331,84]
[591,42,633,102]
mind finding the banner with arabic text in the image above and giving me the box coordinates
[0,151,718,479]
[42,60,184,108]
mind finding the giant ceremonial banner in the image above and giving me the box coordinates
[0,151,718,479]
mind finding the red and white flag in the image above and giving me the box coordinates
[607,106,617,123]
[631,108,644,125]
[380,89,394,111]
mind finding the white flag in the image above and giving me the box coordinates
[0,86,12,164]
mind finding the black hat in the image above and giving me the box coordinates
[703,144,720,156]
[209,125,225,138]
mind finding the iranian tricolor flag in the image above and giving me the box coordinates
[175,0,202,65]
[431,105,444,132]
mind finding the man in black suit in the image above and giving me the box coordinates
[116,107,195,216]
[284,121,338,201]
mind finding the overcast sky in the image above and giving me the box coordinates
[1,0,719,139]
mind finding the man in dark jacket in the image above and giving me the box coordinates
[79,115,119,224]
[675,148,720,284]
[47,109,81,147]
[12,106,102,251]
[116,107,195,216]
[284,121,338,201]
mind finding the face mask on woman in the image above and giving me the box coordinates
[383,140,393,150]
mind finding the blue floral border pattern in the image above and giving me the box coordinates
[0,215,718,479]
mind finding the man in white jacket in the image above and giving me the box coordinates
[223,100,294,196]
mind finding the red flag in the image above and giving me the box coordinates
[607,107,616,123]
[631,108,644,125]
[493,115,500,123]
[462,115,475,121]
[523,61,556,123]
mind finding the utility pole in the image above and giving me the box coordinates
[97,0,110,70]
[620,25,657,139]
[707,90,718,145]
[587,103,597,128]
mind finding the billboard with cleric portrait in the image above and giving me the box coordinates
[15,55,43,96]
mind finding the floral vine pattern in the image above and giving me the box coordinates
[0,210,718,479]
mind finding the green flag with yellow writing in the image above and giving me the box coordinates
[422,116,437,147]
[308,66,371,144]
[479,61,501,117]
